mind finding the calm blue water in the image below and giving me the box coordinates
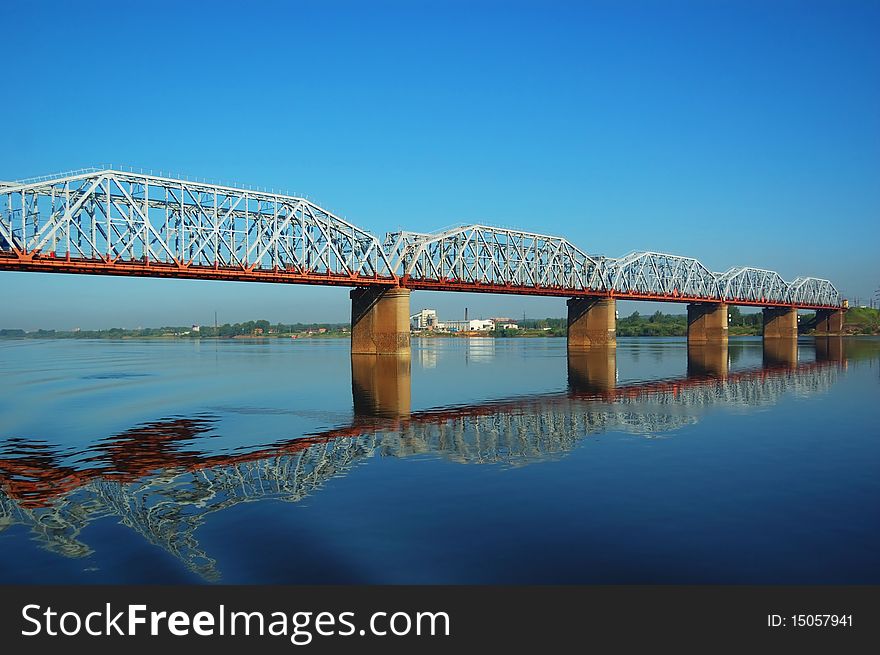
[0,336,877,584]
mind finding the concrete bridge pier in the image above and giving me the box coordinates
[763,307,798,339]
[567,346,617,393]
[687,303,728,344]
[815,308,845,336]
[567,297,616,349]
[351,354,412,418]
[763,338,798,368]
[687,343,729,378]
[350,286,411,355]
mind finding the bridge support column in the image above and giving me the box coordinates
[815,308,845,336]
[762,307,798,339]
[567,297,616,348]
[687,303,728,344]
[352,354,411,418]
[350,286,411,355]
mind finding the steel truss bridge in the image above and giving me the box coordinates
[0,358,843,579]
[0,167,842,309]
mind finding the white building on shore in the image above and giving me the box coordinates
[411,309,521,333]
[410,309,438,330]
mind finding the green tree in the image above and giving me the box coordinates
[728,306,742,326]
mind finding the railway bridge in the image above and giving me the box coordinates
[0,167,847,353]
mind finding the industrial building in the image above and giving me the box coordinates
[410,309,438,330]
[441,318,495,332]
[410,309,515,333]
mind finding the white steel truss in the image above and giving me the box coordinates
[788,277,840,307]
[715,267,791,304]
[384,224,606,291]
[0,168,394,278]
[604,251,720,299]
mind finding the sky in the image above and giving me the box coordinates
[2,0,878,329]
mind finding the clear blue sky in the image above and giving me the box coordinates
[3,0,878,329]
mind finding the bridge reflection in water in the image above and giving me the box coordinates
[0,339,850,580]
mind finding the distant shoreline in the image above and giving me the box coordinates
[4,332,880,341]
[2,307,877,340]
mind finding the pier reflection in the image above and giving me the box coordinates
[352,354,411,419]
[687,343,729,378]
[568,347,617,392]
[815,337,844,363]
[0,347,853,581]
[763,339,799,368]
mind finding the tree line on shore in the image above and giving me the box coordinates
[514,308,765,337]
[0,321,350,339]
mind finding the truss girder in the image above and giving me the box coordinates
[385,224,607,292]
[715,267,791,304]
[788,277,841,307]
[604,251,720,300]
[0,169,394,280]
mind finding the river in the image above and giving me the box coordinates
[0,336,877,583]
